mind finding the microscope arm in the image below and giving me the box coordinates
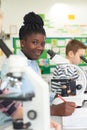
[0,39,12,57]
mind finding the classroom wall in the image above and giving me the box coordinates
[1,0,87,36]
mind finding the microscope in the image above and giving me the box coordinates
[0,39,51,130]
[47,49,87,106]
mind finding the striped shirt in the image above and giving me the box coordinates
[51,64,79,95]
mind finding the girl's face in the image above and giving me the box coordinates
[69,49,85,65]
[20,33,46,60]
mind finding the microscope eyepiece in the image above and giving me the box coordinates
[80,55,87,63]
[47,50,56,59]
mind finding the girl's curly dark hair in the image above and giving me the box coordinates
[19,12,46,40]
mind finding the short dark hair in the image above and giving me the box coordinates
[19,12,46,40]
[66,39,87,55]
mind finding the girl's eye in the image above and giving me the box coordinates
[32,41,38,45]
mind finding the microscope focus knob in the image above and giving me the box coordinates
[27,110,37,120]
[76,84,82,90]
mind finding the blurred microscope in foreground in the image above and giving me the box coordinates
[0,39,51,130]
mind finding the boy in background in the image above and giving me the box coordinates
[51,39,87,96]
